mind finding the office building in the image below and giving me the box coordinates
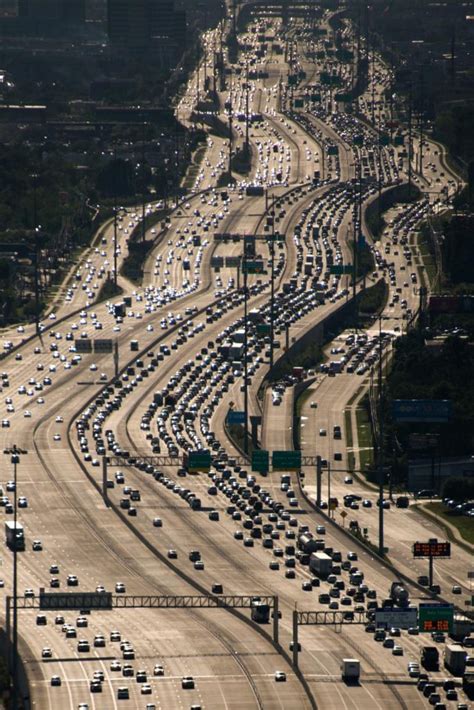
[107,0,186,52]
[18,0,85,22]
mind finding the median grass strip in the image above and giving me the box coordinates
[356,400,374,474]
[424,502,474,545]
[344,409,355,472]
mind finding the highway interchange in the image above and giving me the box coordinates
[0,6,471,710]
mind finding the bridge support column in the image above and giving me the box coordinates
[273,596,279,644]
[292,610,299,668]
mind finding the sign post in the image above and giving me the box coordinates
[272,451,302,471]
[186,451,211,473]
[413,539,451,588]
[251,450,269,475]
[418,603,454,633]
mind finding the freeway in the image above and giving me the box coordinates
[0,8,471,710]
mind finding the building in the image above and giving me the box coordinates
[18,0,85,22]
[107,0,186,53]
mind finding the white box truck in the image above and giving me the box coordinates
[309,552,332,579]
[341,659,360,682]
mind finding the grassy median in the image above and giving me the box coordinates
[425,502,474,545]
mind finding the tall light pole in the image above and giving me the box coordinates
[31,173,40,335]
[377,315,385,556]
[269,194,276,370]
[113,144,118,287]
[4,445,27,710]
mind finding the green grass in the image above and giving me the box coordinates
[425,502,474,545]
[345,409,355,473]
[356,402,374,474]
[182,145,206,189]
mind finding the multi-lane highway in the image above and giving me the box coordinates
[0,7,471,710]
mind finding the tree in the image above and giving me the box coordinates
[441,476,474,503]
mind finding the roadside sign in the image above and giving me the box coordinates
[413,540,451,558]
[94,339,113,354]
[252,449,269,474]
[227,410,246,425]
[418,603,453,633]
[375,607,417,630]
[75,339,92,353]
[39,592,113,610]
[243,259,265,275]
[225,256,241,268]
[330,264,354,275]
[272,451,301,471]
[340,510,347,519]
[187,451,211,472]
[392,399,452,423]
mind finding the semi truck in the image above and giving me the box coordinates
[444,644,467,676]
[389,581,409,607]
[309,552,332,579]
[341,659,360,682]
[421,646,439,671]
[5,521,25,551]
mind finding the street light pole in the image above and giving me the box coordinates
[4,445,27,710]
[243,239,249,454]
[31,173,40,336]
[269,194,275,370]
[378,315,385,556]
[113,144,118,287]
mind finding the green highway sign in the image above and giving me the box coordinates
[335,93,351,102]
[252,449,269,474]
[272,450,301,471]
[294,99,304,108]
[40,592,113,610]
[243,260,265,274]
[256,323,271,336]
[418,603,454,633]
[353,134,364,146]
[394,135,404,146]
[379,133,390,146]
[330,264,354,275]
[187,451,211,472]
[327,145,339,156]
[311,93,321,101]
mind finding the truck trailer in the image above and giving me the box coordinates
[444,644,467,676]
[309,552,332,579]
[5,521,25,551]
[341,659,360,682]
